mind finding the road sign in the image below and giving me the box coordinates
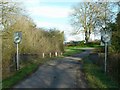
[14,32,22,44]
[102,34,110,43]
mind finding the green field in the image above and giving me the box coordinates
[63,46,85,56]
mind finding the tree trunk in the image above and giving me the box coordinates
[85,31,89,43]
[85,30,91,44]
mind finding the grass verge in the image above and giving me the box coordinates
[83,57,119,88]
[2,56,63,89]
[2,63,39,88]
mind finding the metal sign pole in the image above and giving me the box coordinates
[14,31,22,70]
[16,43,19,70]
[105,43,107,73]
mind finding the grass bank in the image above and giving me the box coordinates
[83,57,119,88]
[2,63,39,88]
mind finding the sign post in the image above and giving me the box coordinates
[102,34,111,73]
[14,32,22,70]
[16,43,19,70]
[105,43,107,73]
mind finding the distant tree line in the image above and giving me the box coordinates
[65,40,100,47]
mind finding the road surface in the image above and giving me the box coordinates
[14,48,93,88]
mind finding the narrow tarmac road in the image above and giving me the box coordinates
[14,48,93,88]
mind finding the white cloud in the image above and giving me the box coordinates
[35,21,73,32]
[35,21,78,41]
[27,6,72,18]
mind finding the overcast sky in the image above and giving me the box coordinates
[19,0,118,41]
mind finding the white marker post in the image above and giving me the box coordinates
[61,52,63,56]
[50,52,51,57]
[55,52,57,57]
[42,53,45,58]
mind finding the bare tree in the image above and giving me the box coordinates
[70,2,115,43]
[71,2,98,43]
[0,0,22,31]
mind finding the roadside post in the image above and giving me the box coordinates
[14,32,22,70]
